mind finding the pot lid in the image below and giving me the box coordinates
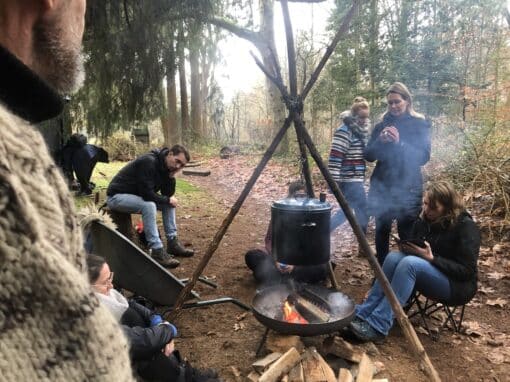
[272,196,331,211]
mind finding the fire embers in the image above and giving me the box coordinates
[282,300,308,324]
[282,287,332,324]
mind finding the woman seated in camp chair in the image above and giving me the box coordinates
[87,254,219,382]
[347,181,480,343]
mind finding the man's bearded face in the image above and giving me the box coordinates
[32,2,86,94]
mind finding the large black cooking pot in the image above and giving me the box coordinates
[252,283,355,336]
[271,196,331,266]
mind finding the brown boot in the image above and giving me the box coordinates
[167,237,194,257]
[151,247,180,268]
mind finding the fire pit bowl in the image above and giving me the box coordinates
[252,283,355,336]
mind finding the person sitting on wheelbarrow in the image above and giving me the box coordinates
[245,181,329,286]
[87,254,219,382]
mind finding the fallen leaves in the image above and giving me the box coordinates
[486,271,507,280]
[486,298,508,308]
[234,322,246,331]
[462,321,483,337]
[486,351,508,365]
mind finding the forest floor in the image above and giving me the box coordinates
[93,155,510,381]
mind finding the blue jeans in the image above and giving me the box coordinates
[107,194,177,250]
[330,181,368,233]
[355,252,451,335]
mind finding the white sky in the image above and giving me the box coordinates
[216,1,335,101]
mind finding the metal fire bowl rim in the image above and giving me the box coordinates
[251,283,356,336]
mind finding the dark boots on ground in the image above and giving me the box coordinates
[167,237,194,257]
[151,247,180,268]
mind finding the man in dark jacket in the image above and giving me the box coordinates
[107,145,194,267]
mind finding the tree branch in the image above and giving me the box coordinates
[207,16,260,44]
[301,0,361,100]
[250,51,290,103]
[280,0,298,97]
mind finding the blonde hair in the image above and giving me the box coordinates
[384,82,425,120]
[351,97,370,117]
[424,181,465,226]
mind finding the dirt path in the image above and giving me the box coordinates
[169,156,509,381]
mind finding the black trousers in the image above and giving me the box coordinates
[245,249,328,286]
[374,207,420,265]
[121,307,183,381]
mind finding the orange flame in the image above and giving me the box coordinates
[283,300,308,324]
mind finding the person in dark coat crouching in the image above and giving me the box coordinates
[347,181,480,343]
[61,133,109,195]
[365,82,431,265]
[87,254,219,382]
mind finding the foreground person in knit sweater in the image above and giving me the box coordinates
[0,1,133,380]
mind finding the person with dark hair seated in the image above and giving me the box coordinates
[347,181,480,343]
[106,144,194,268]
[86,254,219,382]
[245,181,329,286]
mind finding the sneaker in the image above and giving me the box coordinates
[167,237,194,257]
[151,247,180,268]
[349,320,386,343]
[351,316,365,325]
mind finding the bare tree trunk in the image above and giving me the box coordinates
[178,24,190,143]
[190,44,202,141]
[260,0,288,154]
[166,72,179,145]
[368,0,378,105]
[160,81,170,144]
[201,26,214,141]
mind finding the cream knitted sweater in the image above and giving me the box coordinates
[0,103,134,380]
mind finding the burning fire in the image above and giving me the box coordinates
[283,300,308,324]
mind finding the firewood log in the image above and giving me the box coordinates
[287,293,330,322]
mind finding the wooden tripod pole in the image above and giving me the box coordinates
[294,120,441,382]
[167,117,293,320]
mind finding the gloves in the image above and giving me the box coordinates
[150,315,178,338]
[164,323,178,338]
[149,314,163,326]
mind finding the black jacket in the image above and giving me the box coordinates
[107,148,175,205]
[365,113,431,215]
[121,300,173,362]
[0,44,63,123]
[411,211,480,305]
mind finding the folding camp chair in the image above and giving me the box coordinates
[405,291,468,340]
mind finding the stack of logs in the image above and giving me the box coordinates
[243,334,388,382]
